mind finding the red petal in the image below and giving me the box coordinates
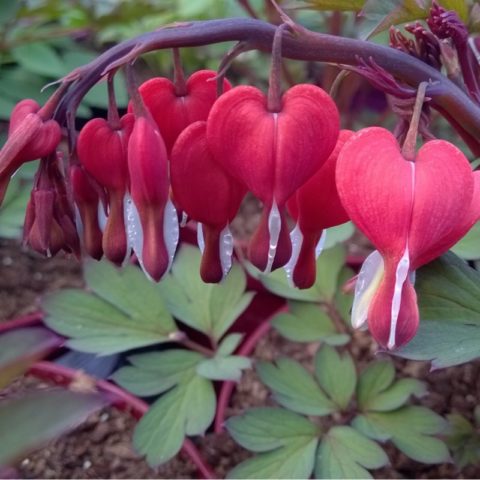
[170,121,246,226]
[137,70,230,153]
[368,262,419,349]
[336,127,414,263]
[207,84,339,206]
[409,140,475,268]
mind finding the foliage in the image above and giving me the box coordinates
[44,245,252,466]
[396,252,480,368]
[227,343,447,478]
[445,408,480,468]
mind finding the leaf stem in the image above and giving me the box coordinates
[214,305,286,433]
[27,361,217,479]
[178,335,215,357]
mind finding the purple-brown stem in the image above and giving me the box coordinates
[107,72,121,129]
[0,311,43,333]
[402,82,428,161]
[49,18,480,155]
[28,361,217,479]
[267,23,291,112]
[172,48,188,96]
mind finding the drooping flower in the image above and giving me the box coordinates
[0,99,61,204]
[207,84,339,273]
[336,126,480,349]
[170,121,246,282]
[127,114,177,281]
[76,113,135,264]
[70,165,103,260]
[132,70,231,153]
[286,130,353,288]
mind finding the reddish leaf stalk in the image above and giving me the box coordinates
[0,311,44,333]
[214,306,286,434]
[27,361,217,479]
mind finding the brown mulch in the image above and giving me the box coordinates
[0,227,479,478]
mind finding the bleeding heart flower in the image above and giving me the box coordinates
[286,130,353,289]
[127,115,178,281]
[336,127,480,349]
[170,121,246,282]
[132,70,231,153]
[77,113,135,264]
[0,99,61,204]
[70,165,103,260]
[207,84,339,273]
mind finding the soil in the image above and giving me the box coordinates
[0,222,480,479]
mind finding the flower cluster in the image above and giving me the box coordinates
[0,7,479,350]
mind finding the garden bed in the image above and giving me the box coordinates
[0,239,478,479]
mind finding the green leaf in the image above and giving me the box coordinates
[315,426,388,479]
[365,378,427,412]
[300,0,365,12]
[0,327,62,388]
[352,415,391,442]
[11,42,65,78]
[0,96,17,120]
[256,358,335,416]
[323,222,355,249]
[451,222,480,260]
[258,245,347,303]
[0,389,106,465]
[133,372,215,466]
[226,407,319,479]
[445,413,480,468]
[0,163,36,238]
[356,360,395,410]
[314,345,356,409]
[396,252,480,368]
[83,260,176,332]
[217,333,243,356]
[0,0,19,25]
[272,301,349,345]
[196,355,251,381]
[158,245,254,340]
[333,266,355,325]
[44,262,179,355]
[356,407,450,464]
[112,350,203,396]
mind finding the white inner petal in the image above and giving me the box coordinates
[265,200,282,274]
[125,194,149,278]
[197,222,205,253]
[387,246,410,350]
[284,223,303,286]
[409,270,416,285]
[315,229,327,258]
[219,224,234,280]
[163,198,179,273]
[97,201,107,233]
[351,250,384,330]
